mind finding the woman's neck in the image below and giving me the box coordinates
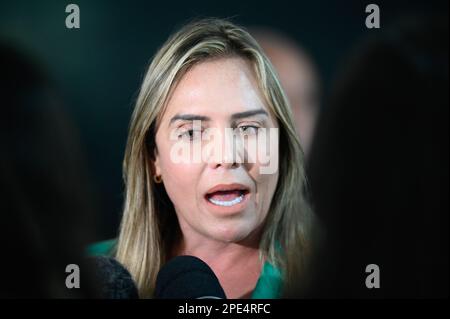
[172,230,264,299]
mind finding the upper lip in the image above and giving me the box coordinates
[205,183,250,196]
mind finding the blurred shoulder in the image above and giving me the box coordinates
[86,238,117,256]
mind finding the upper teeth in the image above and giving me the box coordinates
[208,194,244,207]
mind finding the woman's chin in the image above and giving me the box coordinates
[206,224,255,243]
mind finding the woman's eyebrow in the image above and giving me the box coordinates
[169,114,211,126]
[230,109,268,120]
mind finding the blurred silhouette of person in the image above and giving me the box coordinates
[306,14,448,298]
[0,42,100,298]
[251,28,321,158]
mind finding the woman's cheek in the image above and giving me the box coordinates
[252,169,278,209]
[162,161,201,204]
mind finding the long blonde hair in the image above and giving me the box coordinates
[116,18,314,298]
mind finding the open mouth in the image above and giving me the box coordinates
[204,184,250,207]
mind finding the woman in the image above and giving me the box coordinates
[90,18,314,298]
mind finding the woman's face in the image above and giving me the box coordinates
[153,57,279,244]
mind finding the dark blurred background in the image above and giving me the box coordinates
[0,0,447,245]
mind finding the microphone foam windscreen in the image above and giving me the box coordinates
[91,256,139,299]
[155,255,226,299]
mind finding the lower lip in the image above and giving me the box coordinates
[204,191,250,214]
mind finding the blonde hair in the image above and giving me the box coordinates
[116,18,314,298]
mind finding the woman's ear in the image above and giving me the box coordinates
[153,148,162,177]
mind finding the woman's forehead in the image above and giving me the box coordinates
[161,57,273,123]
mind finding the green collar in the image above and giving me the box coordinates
[251,260,283,298]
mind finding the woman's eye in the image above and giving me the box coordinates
[238,125,259,135]
[178,129,202,140]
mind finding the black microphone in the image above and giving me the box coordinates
[155,255,226,299]
[89,256,139,299]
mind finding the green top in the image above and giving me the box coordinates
[87,239,283,299]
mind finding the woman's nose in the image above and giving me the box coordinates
[206,128,242,170]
